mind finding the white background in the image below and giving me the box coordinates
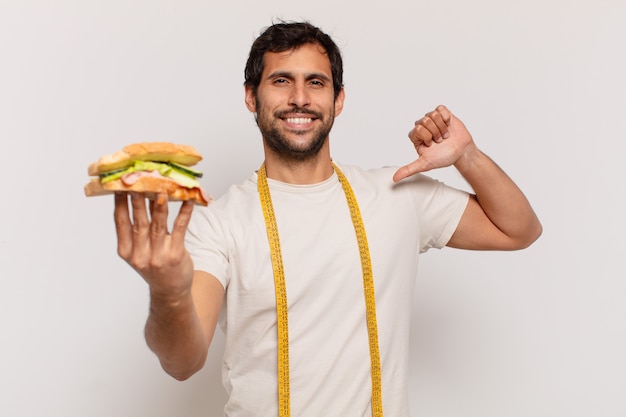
[1,1,625,416]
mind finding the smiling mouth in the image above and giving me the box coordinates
[285,117,313,124]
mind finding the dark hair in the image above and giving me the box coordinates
[244,21,344,99]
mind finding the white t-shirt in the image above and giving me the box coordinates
[186,163,469,417]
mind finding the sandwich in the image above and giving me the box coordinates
[84,142,212,206]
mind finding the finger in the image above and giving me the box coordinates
[170,200,195,252]
[114,192,133,259]
[392,159,430,182]
[129,192,151,264]
[407,128,425,152]
[423,115,444,143]
[435,104,452,125]
[409,123,433,147]
[149,193,170,253]
[425,109,449,141]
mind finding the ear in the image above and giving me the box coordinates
[244,85,257,113]
[334,87,345,117]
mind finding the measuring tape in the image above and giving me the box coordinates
[257,162,384,417]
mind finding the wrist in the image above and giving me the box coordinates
[453,144,482,175]
[149,284,193,309]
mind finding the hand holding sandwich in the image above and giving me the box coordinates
[114,192,195,299]
[86,142,217,378]
[114,191,215,379]
[85,142,211,297]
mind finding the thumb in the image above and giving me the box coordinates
[393,159,429,182]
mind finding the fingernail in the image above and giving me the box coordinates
[443,132,450,139]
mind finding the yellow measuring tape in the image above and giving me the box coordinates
[257,162,384,417]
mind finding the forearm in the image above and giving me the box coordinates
[144,288,209,381]
[454,145,542,248]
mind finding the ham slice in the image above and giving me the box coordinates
[121,170,168,186]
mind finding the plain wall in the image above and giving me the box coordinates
[1,0,625,416]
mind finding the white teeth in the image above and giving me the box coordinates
[286,117,312,124]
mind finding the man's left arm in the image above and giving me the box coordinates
[393,105,542,250]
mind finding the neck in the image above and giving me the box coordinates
[264,158,334,184]
[263,147,334,185]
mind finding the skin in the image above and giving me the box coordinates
[395,106,543,250]
[114,42,542,380]
[245,43,344,184]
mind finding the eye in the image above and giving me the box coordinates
[309,79,325,88]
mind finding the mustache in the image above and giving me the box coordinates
[275,107,323,119]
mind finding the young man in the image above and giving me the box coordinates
[114,21,541,417]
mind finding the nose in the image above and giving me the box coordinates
[288,82,310,108]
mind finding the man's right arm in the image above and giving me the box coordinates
[114,192,224,380]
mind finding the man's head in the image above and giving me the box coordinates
[244,21,344,100]
[243,21,345,164]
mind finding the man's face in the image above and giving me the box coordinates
[245,43,344,161]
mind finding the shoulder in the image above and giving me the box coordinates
[189,171,261,232]
[206,172,258,211]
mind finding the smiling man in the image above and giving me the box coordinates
[245,41,345,181]
[113,21,542,417]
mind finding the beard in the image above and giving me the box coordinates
[255,100,336,162]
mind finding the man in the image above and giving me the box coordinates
[114,21,541,417]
